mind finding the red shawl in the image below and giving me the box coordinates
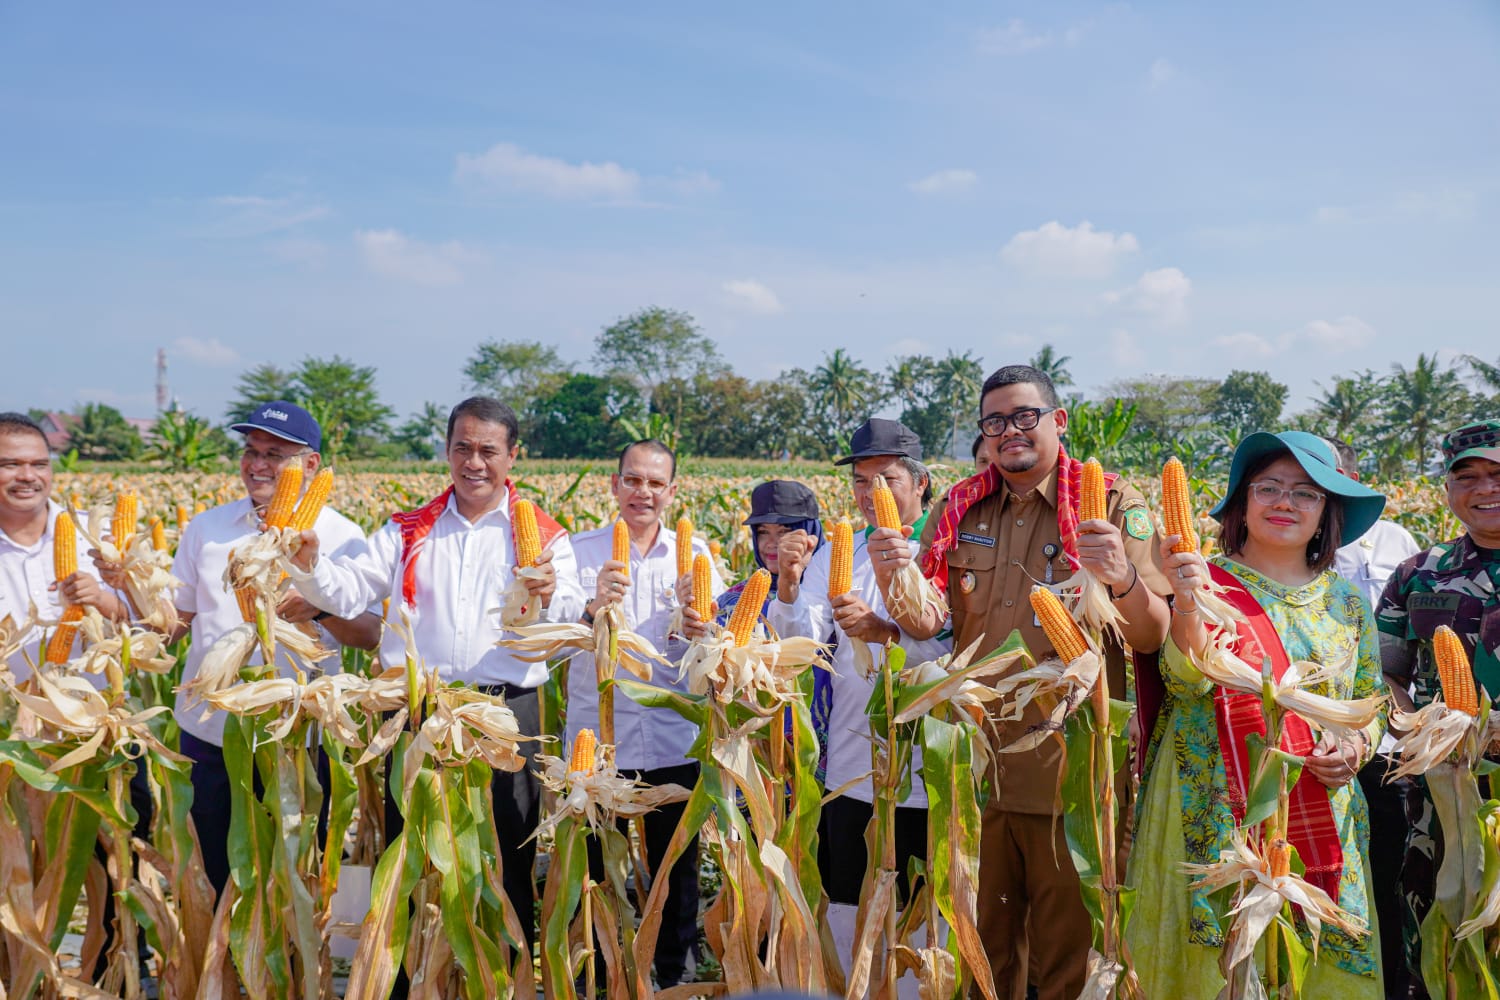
[391,482,564,607]
[921,444,1116,595]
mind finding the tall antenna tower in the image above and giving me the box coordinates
[156,348,169,412]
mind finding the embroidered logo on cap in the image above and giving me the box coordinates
[261,408,289,421]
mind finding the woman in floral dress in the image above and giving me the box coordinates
[1129,431,1389,998]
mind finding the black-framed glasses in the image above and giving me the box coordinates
[977,407,1056,438]
[619,474,672,495]
[1248,481,1326,511]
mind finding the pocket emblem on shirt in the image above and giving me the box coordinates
[959,570,976,595]
[958,531,995,548]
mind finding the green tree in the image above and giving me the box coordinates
[929,350,985,458]
[1465,353,1500,396]
[67,403,143,461]
[1029,344,1074,388]
[394,402,448,460]
[809,348,880,444]
[1063,398,1138,466]
[1310,372,1382,443]
[1211,369,1288,439]
[226,364,298,424]
[1382,353,1469,473]
[595,307,726,434]
[464,340,573,414]
[143,409,227,471]
[1103,375,1220,444]
[295,356,395,459]
[527,374,642,458]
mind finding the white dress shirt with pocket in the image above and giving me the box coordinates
[0,501,112,684]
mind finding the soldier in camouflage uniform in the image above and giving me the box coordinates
[1376,418,1500,999]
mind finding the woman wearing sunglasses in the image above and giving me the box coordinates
[1130,431,1389,998]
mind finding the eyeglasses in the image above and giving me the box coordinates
[619,474,672,495]
[241,446,309,465]
[1248,481,1326,511]
[977,407,1056,438]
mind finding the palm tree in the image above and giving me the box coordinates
[1311,372,1379,443]
[885,355,934,413]
[1465,354,1500,394]
[144,409,225,471]
[810,349,879,439]
[930,350,984,458]
[1028,344,1074,388]
[1383,354,1467,473]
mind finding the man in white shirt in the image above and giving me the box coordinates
[137,401,381,895]
[767,419,951,983]
[0,412,129,677]
[292,396,586,949]
[565,439,722,987]
[1325,436,1421,1000]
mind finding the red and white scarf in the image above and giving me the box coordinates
[921,444,1116,595]
[391,482,564,607]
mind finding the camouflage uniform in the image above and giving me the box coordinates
[1375,533,1500,998]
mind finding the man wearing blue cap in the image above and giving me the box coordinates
[1376,418,1500,998]
[125,400,381,894]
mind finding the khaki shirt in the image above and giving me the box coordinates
[919,466,1170,814]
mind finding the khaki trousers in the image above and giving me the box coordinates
[975,806,1091,1000]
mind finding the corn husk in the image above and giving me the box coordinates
[1386,701,1481,779]
[73,499,182,632]
[498,565,549,627]
[501,612,668,682]
[533,748,691,839]
[676,619,827,707]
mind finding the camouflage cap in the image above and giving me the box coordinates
[1441,419,1500,471]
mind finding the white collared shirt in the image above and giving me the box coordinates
[294,490,586,689]
[768,530,949,808]
[1335,518,1422,753]
[564,523,724,771]
[0,500,107,683]
[173,496,370,746]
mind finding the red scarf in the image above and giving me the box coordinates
[391,482,564,607]
[1207,563,1344,902]
[921,444,1116,595]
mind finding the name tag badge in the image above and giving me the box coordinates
[1409,593,1461,613]
[958,531,995,548]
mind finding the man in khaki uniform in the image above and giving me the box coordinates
[888,364,1171,999]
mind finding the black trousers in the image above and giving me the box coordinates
[584,761,701,986]
[1358,755,1419,1000]
[819,793,927,906]
[384,684,543,956]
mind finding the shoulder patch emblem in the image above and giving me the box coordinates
[1124,508,1152,541]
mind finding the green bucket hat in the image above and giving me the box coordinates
[1209,431,1386,547]
[1441,419,1500,472]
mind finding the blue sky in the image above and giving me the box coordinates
[3,2,1497,426]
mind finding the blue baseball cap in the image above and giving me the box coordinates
[1210,431,1385,547]
[230,400,322,453]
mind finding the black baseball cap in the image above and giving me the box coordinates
[834,418,923,466]
[230,400,322,452]
[744,480,820,525]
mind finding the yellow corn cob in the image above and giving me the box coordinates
[692,553,714,622]
[194,501,206,516]
[53,512,76,581]
[289,468,334,532]
[45,604,85,664]
[112,492,139,550]
[1080,458,1107,523]
[150,516,168,552]
[176,503,192,530]
[1434,625,1478,717]
[511,499,541,568]
[709,539,722,559]
[1030,585,1089,664]
[872,475,902,531]
[828,519,854,598]
[676,517,694,578]
[729,569,771,646]
[235,585,259,624]
[1161,458,1198,555]
[612,520,630,581]
[1268,838,1291,879]
[569,728,598,775]
[264,465,303,530]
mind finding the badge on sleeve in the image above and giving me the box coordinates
[1124,508,1152,541]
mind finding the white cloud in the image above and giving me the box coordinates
[1001,221,1140,279]
[1148,58,1175,88]
[722,279,784,315]
[355,229,471,287]
[977,19,1050,54]
[1106,267,1192,325]
[199,194,328,239]
[172,336,240,367]
[1301,315,1374,352]
[1109,330,1142,367]
[454,142,641,201]
[1213,332,1277,359]
[909,169,978,196]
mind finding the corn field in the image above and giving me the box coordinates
[1,467,1460,998]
